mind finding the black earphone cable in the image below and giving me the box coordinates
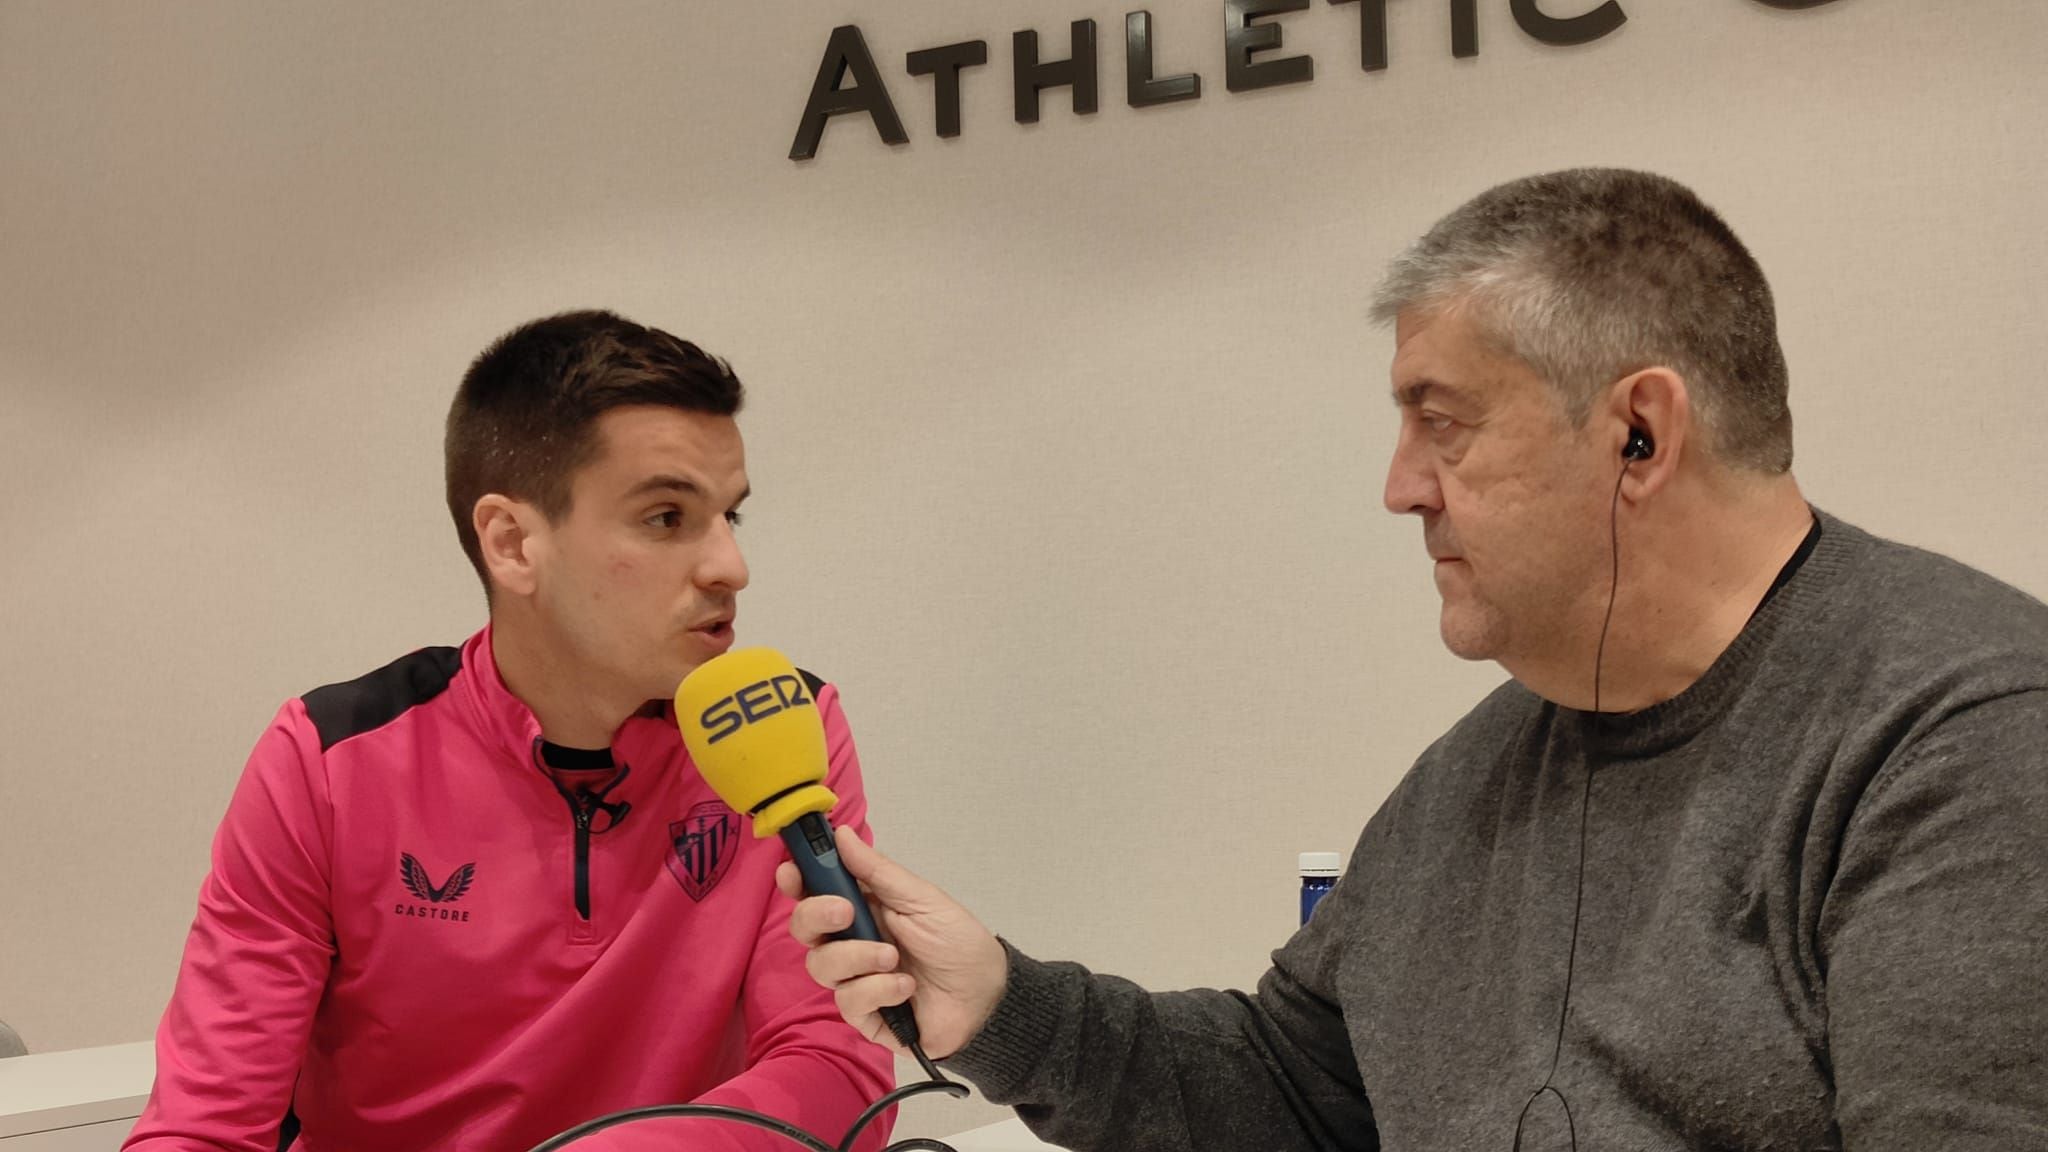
[1510,458,1630,1152]
[521,1038,969,1152]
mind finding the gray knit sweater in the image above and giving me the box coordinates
[948,512,2048,1150]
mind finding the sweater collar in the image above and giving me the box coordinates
[1574,507,1862,759]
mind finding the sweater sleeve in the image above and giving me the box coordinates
[124,703,337,1152]
[1820,687,2048,1150]
[942,831,1378,1152]
[620,682,898,1152]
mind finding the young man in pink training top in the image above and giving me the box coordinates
[126,311,895,1152]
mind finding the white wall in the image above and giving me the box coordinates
[3,0,2044,1139]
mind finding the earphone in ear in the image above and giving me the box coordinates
[1623,428,1654,461]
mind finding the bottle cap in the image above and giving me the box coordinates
[1298,852,1341,877]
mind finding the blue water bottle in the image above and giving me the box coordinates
[1299,852,1340,925]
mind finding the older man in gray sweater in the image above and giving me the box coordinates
[785,169,2048,1150]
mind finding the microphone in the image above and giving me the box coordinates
[676,648,920,1048]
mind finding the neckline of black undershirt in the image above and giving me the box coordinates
[538,741,615,772]
[1751,514,1823,620]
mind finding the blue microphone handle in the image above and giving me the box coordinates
[780,812,922,1048]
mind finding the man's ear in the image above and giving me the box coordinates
[1610,366,1692,500]
[474,495,548,599]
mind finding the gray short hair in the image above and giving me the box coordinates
[1373,169,1793,473]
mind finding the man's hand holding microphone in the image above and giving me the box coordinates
[775,827,1008,1059]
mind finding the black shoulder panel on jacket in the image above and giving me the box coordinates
[798,667,827,699]
[302,646,464,751]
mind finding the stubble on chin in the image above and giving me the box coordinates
[1436,598,1504,663]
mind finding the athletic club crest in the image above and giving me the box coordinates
[667,801,738,901]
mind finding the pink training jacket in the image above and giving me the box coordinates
[126,628,896,1152]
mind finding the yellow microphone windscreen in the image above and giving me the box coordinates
[675,648,838,837]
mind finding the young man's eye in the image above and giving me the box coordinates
[724,510,744,529]
[646,509,681,530]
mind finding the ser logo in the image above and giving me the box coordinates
[698,675,814,745]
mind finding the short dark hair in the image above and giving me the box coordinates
[1373,168,1793,473]
[444,310,744,591]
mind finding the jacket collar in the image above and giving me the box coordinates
[457,624,680,772]
[457,625,546,769]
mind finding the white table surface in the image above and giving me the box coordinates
[0,1041,154,1142]
[0,1041,1051,1150]
[942,1116,1055,1150]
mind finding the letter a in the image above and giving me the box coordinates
[791,25,911,160]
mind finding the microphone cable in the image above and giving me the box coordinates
[524,1039,969,1152]
[1509,456,1632,1152]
